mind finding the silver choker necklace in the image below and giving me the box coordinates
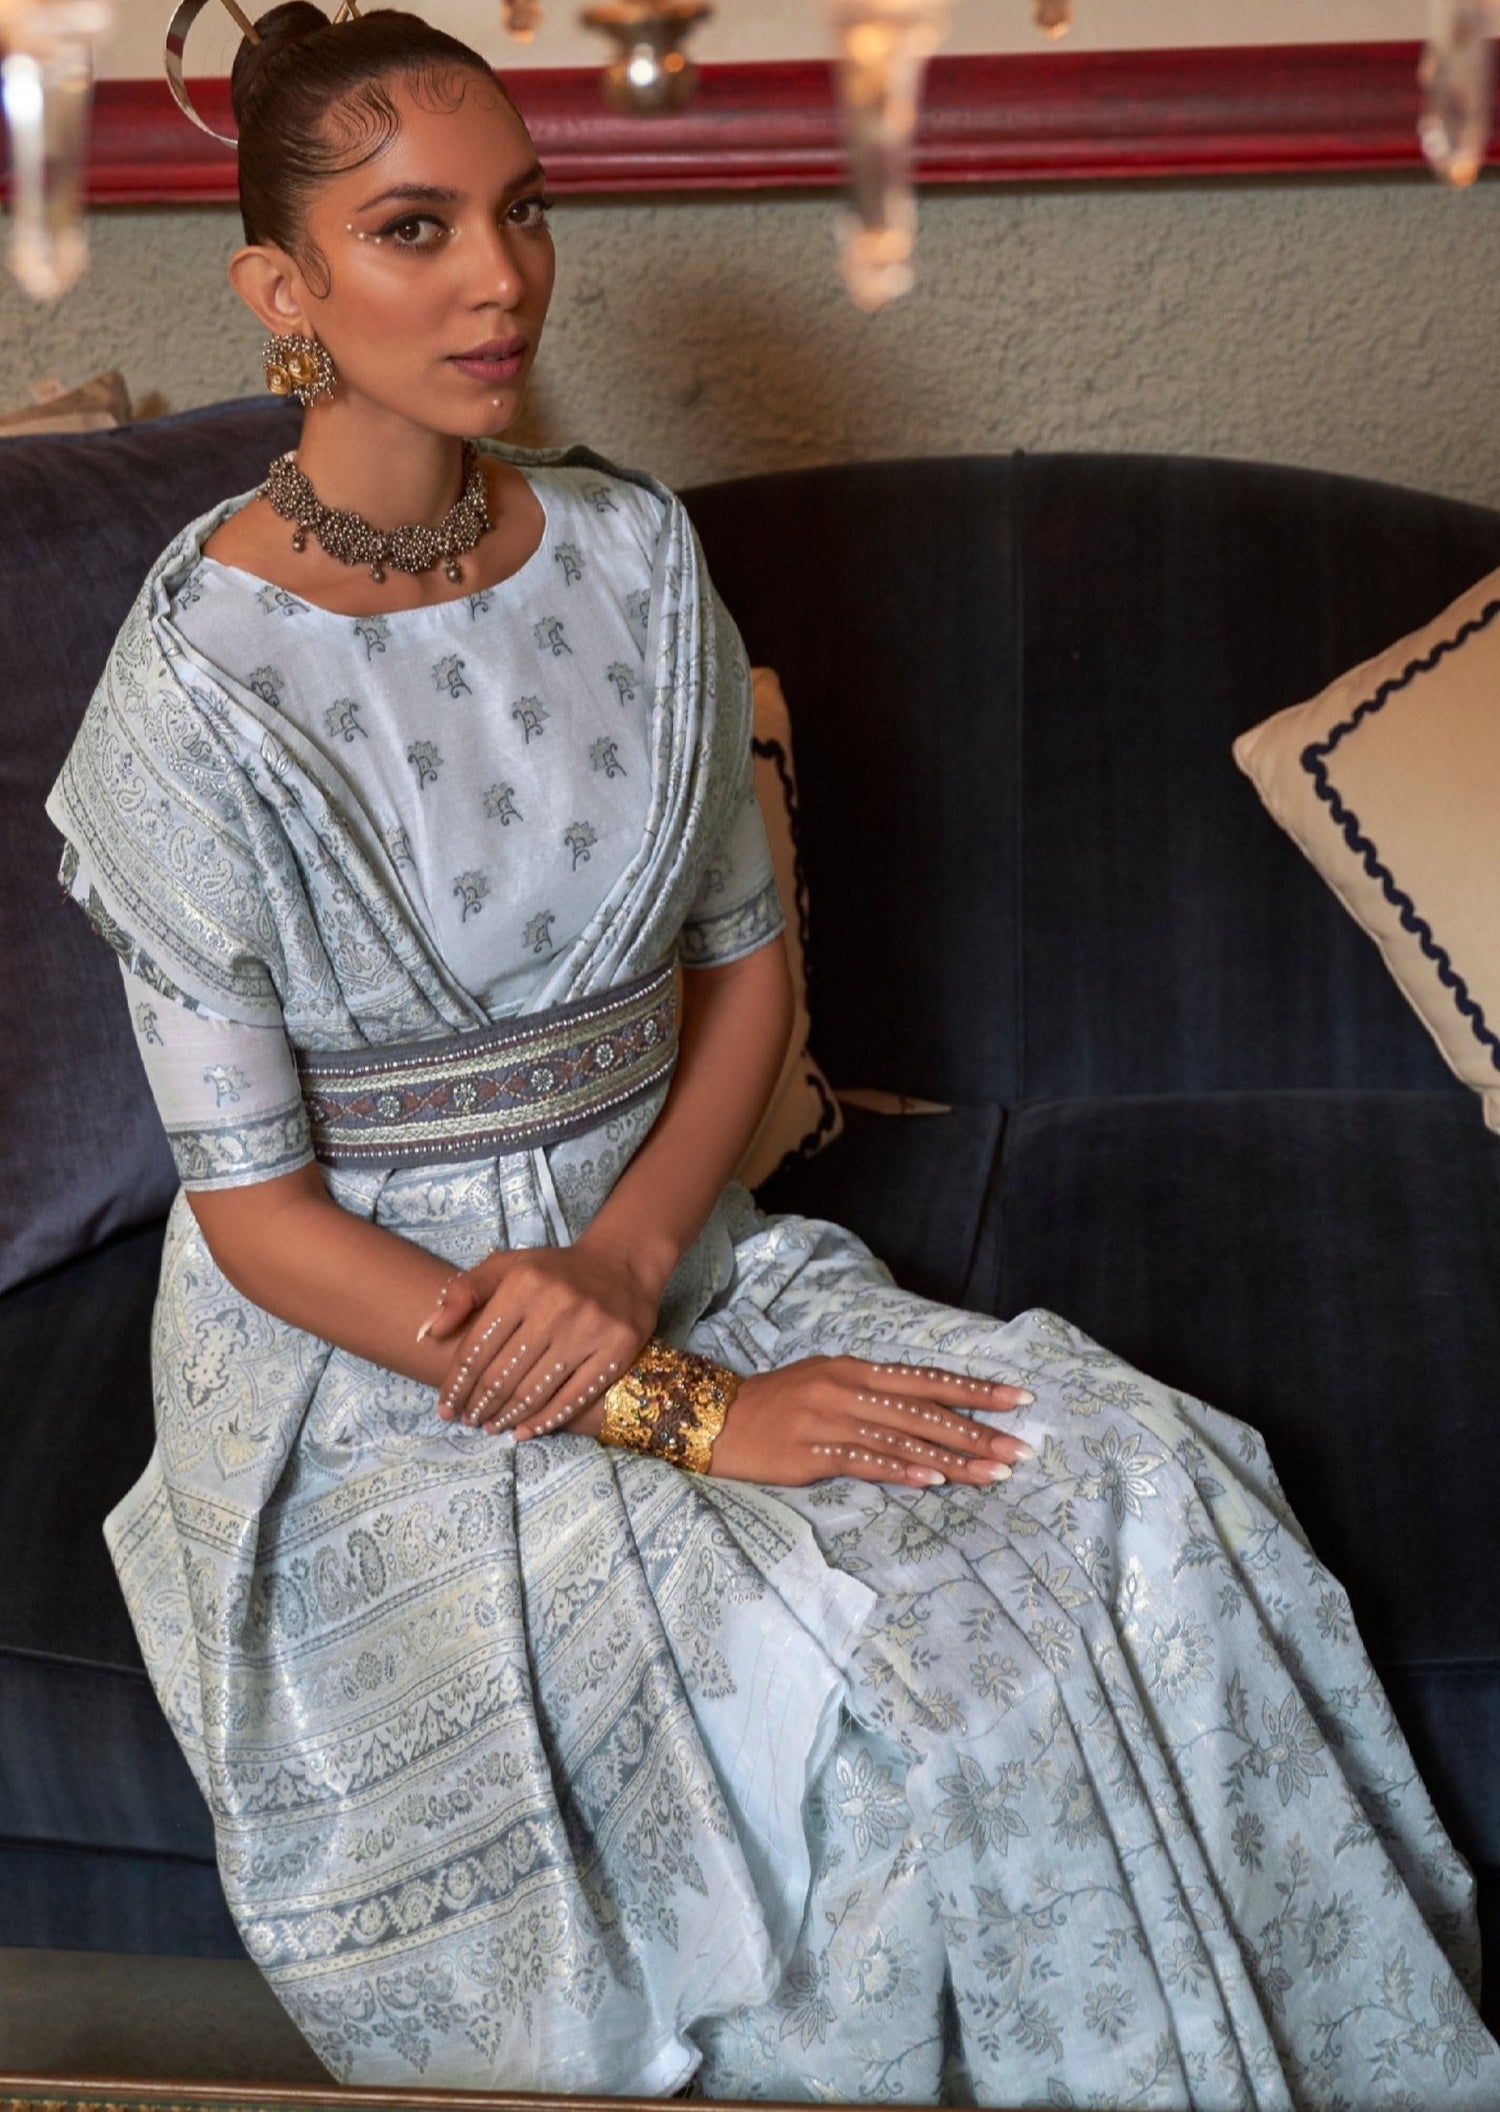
[261,442,491,585]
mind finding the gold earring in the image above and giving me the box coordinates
[262,333,337,407]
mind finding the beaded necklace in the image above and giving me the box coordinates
[260,440,491,585]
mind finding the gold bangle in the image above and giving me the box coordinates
[600,1338,740,1475]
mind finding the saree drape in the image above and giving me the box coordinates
[43,441,1497,2107]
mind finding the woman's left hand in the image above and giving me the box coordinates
[421,1234,661,1437]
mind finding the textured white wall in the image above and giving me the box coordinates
[4,172,1499,507]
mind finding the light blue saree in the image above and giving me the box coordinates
[44,442,1497,2108]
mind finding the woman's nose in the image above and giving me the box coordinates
[459,218,528,303]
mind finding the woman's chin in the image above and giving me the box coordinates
[440,364,534,435]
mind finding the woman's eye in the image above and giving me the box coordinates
[510,193,555,230]
[368,198,553,248]
[380,215,448,248]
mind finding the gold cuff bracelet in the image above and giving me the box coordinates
[599,1338,741,1475]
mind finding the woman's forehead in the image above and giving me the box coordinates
[316,74,534,204]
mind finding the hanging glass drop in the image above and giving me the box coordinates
[503,0,543,38]
[0,0,114,302]
[1033,0,1071,35]
[1418,0,1498,185]
[824,0,951,312]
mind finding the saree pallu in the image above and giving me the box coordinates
[45,443,1497,2106]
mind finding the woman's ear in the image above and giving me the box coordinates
[227,242,312,338]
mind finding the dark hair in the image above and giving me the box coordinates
[231,3,517,295]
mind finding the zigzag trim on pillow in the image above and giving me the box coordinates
[765,1066,842,1184]
[753,733,813,970]
[1299,595,1500,1077]
[751,727,838,1181]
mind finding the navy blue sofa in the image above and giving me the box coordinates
[3,397,1497,2034]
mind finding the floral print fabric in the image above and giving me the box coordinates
[159,462,778,1019]
[98,459,779,1192]
[684,1221,1496,2107]
[43,440,1497,2107]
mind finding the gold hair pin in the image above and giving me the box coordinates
[164,0,363,144]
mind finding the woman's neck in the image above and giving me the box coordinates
[291,403,479,527]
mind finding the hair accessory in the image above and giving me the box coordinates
[599,1338,740,1474]
[261,439,492,583]
[263,331,338,406]
[164,0,363,145]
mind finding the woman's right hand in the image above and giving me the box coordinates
[707,1355,1034,1488]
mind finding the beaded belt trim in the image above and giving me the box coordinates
[296,959,678,1168]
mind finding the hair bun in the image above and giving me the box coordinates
[230,2,331,125]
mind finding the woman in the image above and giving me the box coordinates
[44,6,1496,2104]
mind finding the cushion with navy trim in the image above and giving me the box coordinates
[1232,568,1500,1133]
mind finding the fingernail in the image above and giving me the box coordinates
[978,1462,1012,1482]
[910,1468,946,1485]
[416,1313,439,1343]
[1007,1386,1035,1404]
[1011,1441,1036,1461]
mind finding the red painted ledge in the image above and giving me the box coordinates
[11,41,1489,205]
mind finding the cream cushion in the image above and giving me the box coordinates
[1232,570,1500,1133]
[731,667,845,1190]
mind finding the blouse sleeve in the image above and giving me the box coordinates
[116,955,317,1193]
[677,723,786,970]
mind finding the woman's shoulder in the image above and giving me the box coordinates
[526,455,669,528]
[198,496,269,575]
[483,439,672,522]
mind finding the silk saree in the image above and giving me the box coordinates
[44,440,1497,2108]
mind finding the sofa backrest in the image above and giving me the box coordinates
[7,397,1498,1294]
[686,453,1500,1106]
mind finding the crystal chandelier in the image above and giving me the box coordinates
[2,1,1498,308]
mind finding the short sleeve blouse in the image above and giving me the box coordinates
[113,461,784,1191]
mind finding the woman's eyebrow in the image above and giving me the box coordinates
[354,165,548,214]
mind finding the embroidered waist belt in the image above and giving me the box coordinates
[295,959,679,1168]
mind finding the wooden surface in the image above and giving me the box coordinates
[0,2076,957,2111]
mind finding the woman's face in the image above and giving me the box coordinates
[295,68,556,437]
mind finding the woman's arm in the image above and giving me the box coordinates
[191,940,1033,1494]
[187,1162,474,1389]
[458,930,1034,1493]
[423,931,797,1429]
[188,933,795,1399]
[110,949,476,1388]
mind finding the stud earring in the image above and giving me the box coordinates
[262,332,337,407]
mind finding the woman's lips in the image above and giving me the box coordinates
[449,343,527,382]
